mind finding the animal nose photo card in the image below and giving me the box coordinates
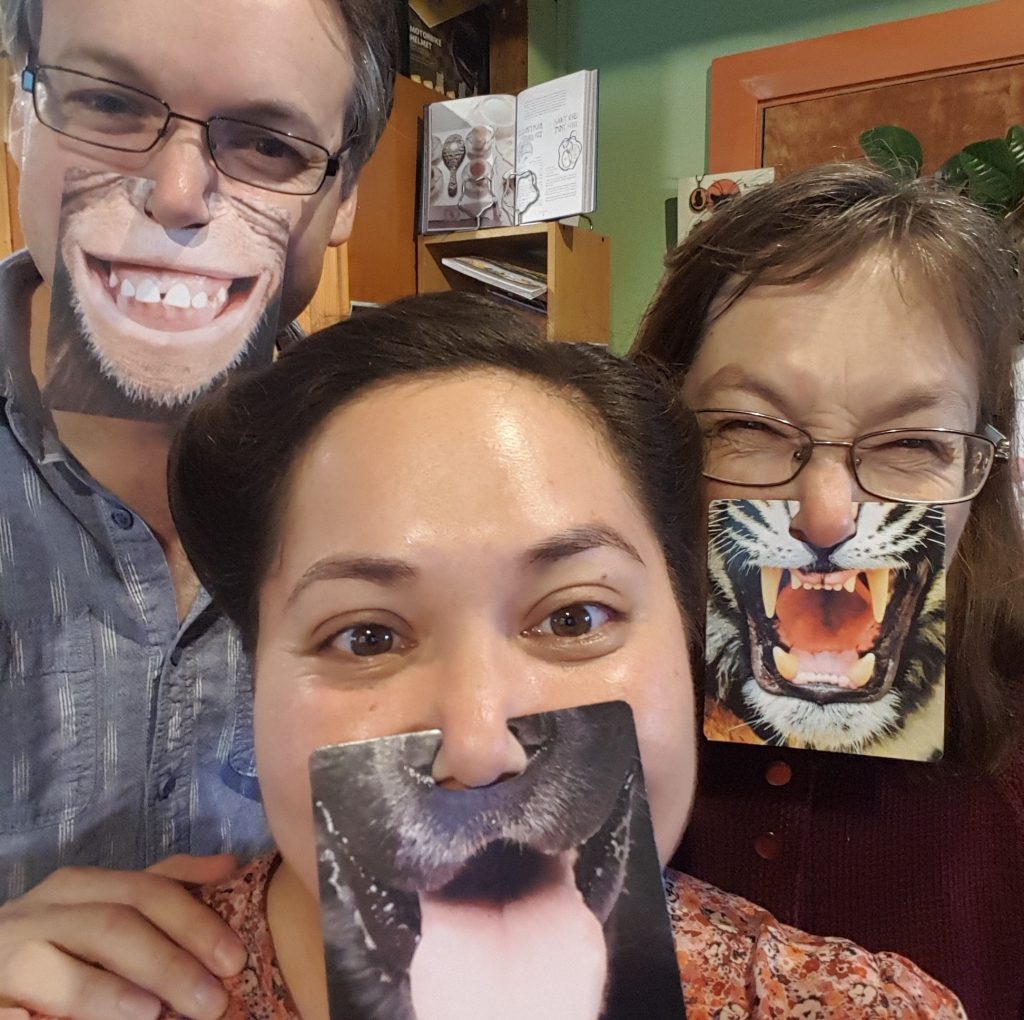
[704,499,946,761]
[43,168,288,421]
[309,701,687,1020]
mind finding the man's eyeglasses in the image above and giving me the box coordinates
[695,408,1009,505]
[22,64,343,196]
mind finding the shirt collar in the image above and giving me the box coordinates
[0,249,63,463]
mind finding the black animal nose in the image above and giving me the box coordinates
[508,711,555,755]
[799,539,851,574]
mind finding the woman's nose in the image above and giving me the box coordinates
[142,121,218,232]
[430,640,531,790]
[788,452,859,550]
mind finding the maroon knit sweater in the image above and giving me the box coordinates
[675,736,1024,1020]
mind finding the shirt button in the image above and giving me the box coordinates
[170,647,182,667]
[765,761,793,786]
[111,508,134,530]
[755,832,783,861]
[158,776,177,800]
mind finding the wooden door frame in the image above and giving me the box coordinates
[709,0,1024,172]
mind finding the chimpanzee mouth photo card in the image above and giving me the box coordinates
[43,167,288,422]
[704,499,946,761]
[309,700,687,1020]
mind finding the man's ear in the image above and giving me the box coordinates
[8,91,28,169]
[329,182,358,247]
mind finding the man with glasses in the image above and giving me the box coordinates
[0,1,400,1017]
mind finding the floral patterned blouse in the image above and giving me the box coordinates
[145,854,963,1020]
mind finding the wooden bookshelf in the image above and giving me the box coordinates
[418,222,611,343]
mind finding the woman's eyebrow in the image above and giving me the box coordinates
[524,525,645,567]
[868,387,974,422]
[695,366,790,412]
[286,555,418,607]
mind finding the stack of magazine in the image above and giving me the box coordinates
[441,256,547,315]
[420,69,599,233]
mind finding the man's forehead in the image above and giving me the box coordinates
[37,0,354,127]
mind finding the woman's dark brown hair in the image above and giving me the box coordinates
[170,291,704,655]
[633,161,1024,775]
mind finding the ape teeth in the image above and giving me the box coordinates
[135,277,162,304]
[843,575,857,593]
[163,282,192,309]
[849,651,876,688]
[761,567,783,618]
[791,574,801,589]
[113,274,230,311]
[772,645,799,681]
[865,568,890,624]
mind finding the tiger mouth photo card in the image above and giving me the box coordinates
[704,499,946,761]
[310,701,687,1020]
[43,168,288,422]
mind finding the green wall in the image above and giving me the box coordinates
[528,0,987,351]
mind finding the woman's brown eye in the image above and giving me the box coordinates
[335,624,395,656]
[548,604,595,637]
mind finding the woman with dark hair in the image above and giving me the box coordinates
[34,291,959,1019]
[633,162,1024,1020]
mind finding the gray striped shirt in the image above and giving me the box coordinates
[0,250,269,901]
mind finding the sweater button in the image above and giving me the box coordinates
[765,761,793,786]
[755,832,782,861]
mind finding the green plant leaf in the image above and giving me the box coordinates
[859,126,923,180]
[959,138,1023,213]
[1006,125,1024,175]
[936,153,968,189]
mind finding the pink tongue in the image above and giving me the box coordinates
[409,852,607,1020]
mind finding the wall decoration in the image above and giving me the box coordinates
[675,168,774,244]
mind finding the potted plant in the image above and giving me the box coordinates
[859,124,1024,240]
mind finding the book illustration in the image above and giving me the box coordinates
[676,168,774,243]
[421,70,598,232]
[704,498,946,761]
[310,701,686,1019]
[513,169,541,222]
[424,94,517,231]
[558,132,584,171]
[441,133,467,196]
[43,167,285,423]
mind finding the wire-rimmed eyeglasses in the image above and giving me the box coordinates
[22,64,343,196]
[695,408,1009,505]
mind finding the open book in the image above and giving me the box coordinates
[420,69,598,232]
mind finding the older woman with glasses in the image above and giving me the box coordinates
[633,162,1024,1020]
